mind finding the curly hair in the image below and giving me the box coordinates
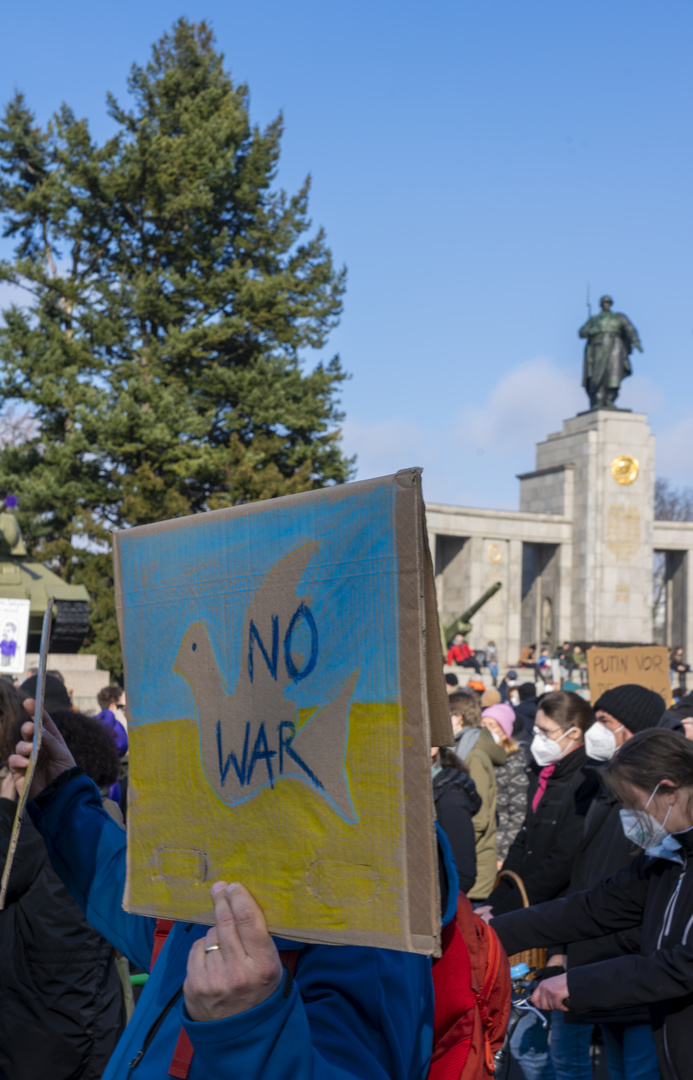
[97,685,123,711]
[51,711,120,789]
[449,690,482,728]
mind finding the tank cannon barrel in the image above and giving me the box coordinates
[442,581,502,647]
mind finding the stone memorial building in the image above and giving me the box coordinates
[428,408,693,664]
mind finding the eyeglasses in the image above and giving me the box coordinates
[532,725,564,739]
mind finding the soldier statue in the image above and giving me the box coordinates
[579,295,643,409]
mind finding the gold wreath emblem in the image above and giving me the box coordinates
[488,543,502,564]
[610,455,639,486]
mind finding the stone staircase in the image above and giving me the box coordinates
[22,653,112,715]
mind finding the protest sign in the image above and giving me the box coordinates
[0,597,30,675]
[114,469,451,955]
[586,645,671,706]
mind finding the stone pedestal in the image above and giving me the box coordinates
[520,410,654,643]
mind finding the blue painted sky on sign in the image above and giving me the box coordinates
[118,484,399,724]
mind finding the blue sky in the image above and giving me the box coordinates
[1,0,691,508]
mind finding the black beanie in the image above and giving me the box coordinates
[593,684,666,734]
[19,674,72,716]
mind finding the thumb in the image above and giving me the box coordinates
[21,700,75,768]
[225,883,276,959]
[23,700,61,743]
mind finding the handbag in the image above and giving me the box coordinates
[493,870,547,972]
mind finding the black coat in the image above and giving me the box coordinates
[433,768,480,895]
[561,773,648,1023]
[486,745,598,915]
[0,796,123,1080]
[513,696,538,740]
[492,828,693,1080]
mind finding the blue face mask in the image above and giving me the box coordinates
[647,833,684,864]
[620,782,683,863]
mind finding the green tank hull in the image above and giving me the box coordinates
[0,511,89,653]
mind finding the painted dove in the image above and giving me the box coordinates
[173,541,358,822]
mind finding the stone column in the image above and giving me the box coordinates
[528,410,654,643]
[507,539,523,664]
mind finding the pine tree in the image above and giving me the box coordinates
[0,20,351,677]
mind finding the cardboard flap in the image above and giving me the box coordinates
[421,513,454,748]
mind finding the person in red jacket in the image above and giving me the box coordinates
[446,634,482,674]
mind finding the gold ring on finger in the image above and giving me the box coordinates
[204,943,221,954]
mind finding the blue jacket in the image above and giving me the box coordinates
[30,771,457,1080]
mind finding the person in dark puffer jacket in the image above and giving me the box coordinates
[543,684,666,1080]
[432,745,481,894]
[481,691,597,918]
[491,729,693,1080]
[0,692,124,1080]
[659,691,693,739]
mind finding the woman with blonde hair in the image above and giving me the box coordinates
[481,703,530,864]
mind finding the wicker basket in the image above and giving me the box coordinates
[493,870,547,972]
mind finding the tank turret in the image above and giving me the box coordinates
[0,497,89,653]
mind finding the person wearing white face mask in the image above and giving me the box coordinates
[488,729,693,1080]
[477,691,595,920]
[531,684,666,1080]
[584,684,667,763]
[474,691,594,1080]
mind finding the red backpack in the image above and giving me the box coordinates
[429,892,511,1079]
[150,893,510,1080]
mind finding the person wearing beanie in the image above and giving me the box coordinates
[529,684,666,1080]
[481,704,530,865]
[19,673,73,716]
[590,684,668,746]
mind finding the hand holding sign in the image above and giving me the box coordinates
[8,706,76,799]
[0,599,63,909]
[1,773,17,802]
[184,881,283,1022]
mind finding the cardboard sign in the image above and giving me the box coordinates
[586,645,671,706]
[0,597,30,675]
[114,470,451,955]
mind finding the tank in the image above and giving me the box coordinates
[0,507,90,653]
[440,581,503,653]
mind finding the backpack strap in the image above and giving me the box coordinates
[146,928,301,1080]
[278,948,301,978]
[168,1029,194,1079]
[151,918,175,968]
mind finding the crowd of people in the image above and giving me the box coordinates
[1,640,693,1079]
[438,638,693,1080]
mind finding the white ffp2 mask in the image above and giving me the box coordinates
[530,726,576,767]
[584,721,623,762]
